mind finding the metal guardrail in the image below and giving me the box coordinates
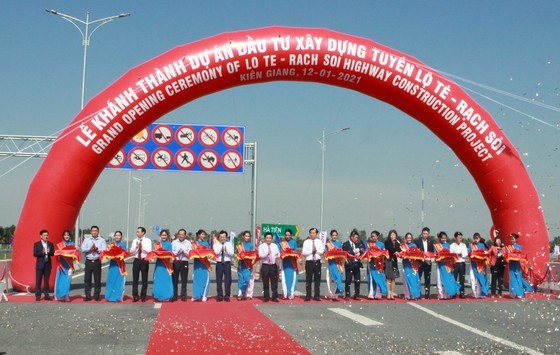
[0,249,12,260]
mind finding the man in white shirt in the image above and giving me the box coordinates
[301,228,325,301]
[258,232,280,302]
[172,228,192,301]
[450,231,468,298]
[213,230,234,302]
[129,226,153,302]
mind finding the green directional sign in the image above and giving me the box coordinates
[261,224,300,237]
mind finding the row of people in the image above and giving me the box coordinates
[33,225,533,302]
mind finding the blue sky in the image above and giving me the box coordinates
[1,1,559,240]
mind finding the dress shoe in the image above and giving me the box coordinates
[217,297,223,302]
[85,296,93,302]
[133,296,139,302]
[271,298,279,302]
[44,295,52,301]
[263,298,270,302]
[35,297,41,302]
[172,296,178,302]
[94,296,100,301]
[313,296,321,301]
[181,296,187,302]
[141,296,146,302]
[352,295,359,300]
[224,296,230,302]
[304,296,311,302]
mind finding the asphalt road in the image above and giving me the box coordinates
[1,259,558,354]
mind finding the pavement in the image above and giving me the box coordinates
[1,259,559,354]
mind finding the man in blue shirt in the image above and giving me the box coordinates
[80,225,107,301]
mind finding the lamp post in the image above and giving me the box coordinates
[132,177,143,229]
[318,127,350,233]
[45,9,131,109]
[46,9,130,243]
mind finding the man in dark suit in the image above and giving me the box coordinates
[415,227,435,299]
[33,229,55,301]
[342,230,365,300]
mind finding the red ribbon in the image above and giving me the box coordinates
[434,248,459,273]
[280,247,302,271]
[469,248,489,274]
[100,243,133,276]
[362,244,389,272]
[188,243,217,270]
[396,246,425,272]
[236,244,260,268]
[54,242,82,272]
[145,242,176,275]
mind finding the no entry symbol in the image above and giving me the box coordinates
[152,124,173,146]
[221,150,243,172]
[198,150,219,171]
[108,149,126,168]
[128,148,149,169]
[152,148,172,169]
[175,149,195,170]
[199,126,219,148]
[222,127,243,148]
[176,125,196,146]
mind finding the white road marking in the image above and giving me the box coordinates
[328,307,383,326]
[71,256,134,279]
[408,302,543,355]
[153,303,162,309]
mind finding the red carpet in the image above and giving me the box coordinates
[146,298,310,354]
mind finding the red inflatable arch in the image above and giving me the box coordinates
[11,27,548,291]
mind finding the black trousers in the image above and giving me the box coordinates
[35,262,51,298]
[305,260,322,298]
[345,262,361,297]
[261,263,278,301]
[453,262,466,294]
[173,260,189,298]
[215,261,232,298]
[84,259,102,298]
[132,258,150,298]
[418,262,432,296]
[491,258,505,295]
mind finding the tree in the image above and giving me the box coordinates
[550,236,560,253]
[0,225,16,245]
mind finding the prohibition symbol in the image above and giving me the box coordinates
[128,148,149,169]
[198,150,219,171]
[199,126,219,148]
[221,150,243,172]
[175,149,196,170]
[152,148,173,169]
[132,128,149,145]
[152,124,173,146]
[108,149,126,168]
[176,125,196,146]
[222,127,243,148]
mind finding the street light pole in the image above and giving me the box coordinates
[46,9,130,244]
[132,177,143,228]
[45,9,130,110]
[318,127,350,233]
